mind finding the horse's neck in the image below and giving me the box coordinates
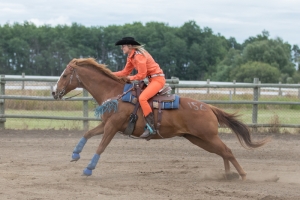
[79,69,123,104]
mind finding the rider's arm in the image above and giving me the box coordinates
[128,54,147,81]
[113,60,134,77]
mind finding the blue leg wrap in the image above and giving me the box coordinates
[83,168,93,176]
[72,153,80,160]
[73,137,87,153]
[72,137,87,160]
[83,154,100,176]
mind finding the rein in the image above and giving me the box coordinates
[116,84,135,100]
[63,91,83,100]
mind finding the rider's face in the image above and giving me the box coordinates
[121,45,131,54]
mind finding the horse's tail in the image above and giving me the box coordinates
[208,104,270,149]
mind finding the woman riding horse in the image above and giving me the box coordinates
[52,57,270,179]
[113,37,166,138]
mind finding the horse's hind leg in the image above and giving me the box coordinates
[184,134,247,180]
[71,123,105,162]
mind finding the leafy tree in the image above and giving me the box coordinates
[227,37,242,50]
[232,61,280,83]
[157,32,186,79]
[242,30,269,48]
[292,71,300,83]
[0,21,297,83]
[175,21,228,80]
[292,45,300,71]
[212,65,234,82]
[6,37,30,74]
[220,48,243,68]
[242,39,295,76]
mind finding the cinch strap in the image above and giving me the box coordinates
[148,74,165,79]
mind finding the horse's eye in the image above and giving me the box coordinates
[63,74,67,78]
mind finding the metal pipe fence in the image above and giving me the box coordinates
[1,75,300,130]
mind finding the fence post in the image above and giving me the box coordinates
[233,80,236,95]
[22,73,25,90]
[170,77,179,94]
[0,75,6,129]
[278,82,282,96]
[207,79,210,94]
[258,80,261,98]
[83,89,89,131]
[298,82,300,99]
[252,78,259,131]
[50,85,54,96]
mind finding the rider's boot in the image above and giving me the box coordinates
[145,112,157,139]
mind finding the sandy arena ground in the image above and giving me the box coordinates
[0,129,299,200]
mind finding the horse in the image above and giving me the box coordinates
[52,58,269,180]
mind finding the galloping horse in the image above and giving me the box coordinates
[52,58,269,180]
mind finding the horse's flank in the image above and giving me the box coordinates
[68,58,128,84]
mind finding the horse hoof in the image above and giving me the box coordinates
[82,168,92,176]
[71,153,80,162]
[241,174,247,181]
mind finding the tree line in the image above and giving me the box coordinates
[0,21,299,83]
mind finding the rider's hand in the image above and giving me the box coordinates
[125,76,131,83]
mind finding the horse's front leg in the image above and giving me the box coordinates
[82,122,117,176]
[71,123,105,162]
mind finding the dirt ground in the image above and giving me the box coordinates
[0,129,299,200]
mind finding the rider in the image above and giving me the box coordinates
[113,37,166,136]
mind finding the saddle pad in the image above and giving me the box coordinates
[152,95,180,109]
[121,83,137,104]
[121,84,180,110]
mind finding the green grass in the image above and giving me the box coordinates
[5,119,101,130]
[224,108,300,124]
[3,108,299,130]
[2,89,299,132]
[4,110,100,130]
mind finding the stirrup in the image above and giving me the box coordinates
[140,128,151,138]
[140,125,156,138]
[140,129,156,141]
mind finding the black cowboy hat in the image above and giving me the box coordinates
[115,37,141,46]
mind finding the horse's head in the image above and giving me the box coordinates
[52,65,81,100]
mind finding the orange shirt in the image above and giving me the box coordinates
[113,49,163,81]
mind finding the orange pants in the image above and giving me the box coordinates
[139,76,166,116]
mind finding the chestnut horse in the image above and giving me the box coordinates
[52,58,269,180]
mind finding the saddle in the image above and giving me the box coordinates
[121,81,180,137]
[121,82,180,109]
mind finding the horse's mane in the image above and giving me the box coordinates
[68,58,127,84]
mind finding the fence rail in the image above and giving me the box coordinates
[1,75,300,130]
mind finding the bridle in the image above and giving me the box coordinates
[55,65,82,100]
